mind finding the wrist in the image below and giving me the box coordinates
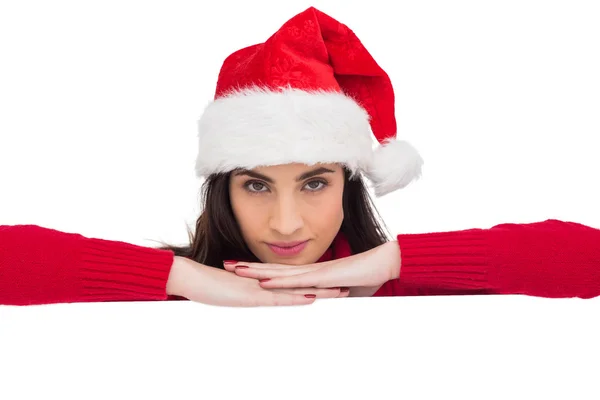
[384,240,401,280]
[166,256,190,296]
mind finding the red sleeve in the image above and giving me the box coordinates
[373,219,600,299]
[0,224,175,306]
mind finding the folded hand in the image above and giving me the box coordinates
[223,240,401,298]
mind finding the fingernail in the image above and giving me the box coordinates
[259,278,271,283]
[340,288,350,293]
[235,265,249,270]
[304,294,316,299]
[223,260,238,264]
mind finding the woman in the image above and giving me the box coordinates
[2,7,600,306]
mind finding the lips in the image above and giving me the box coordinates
[267,240,308,248]
[266,240,309,256]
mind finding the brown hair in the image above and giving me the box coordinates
[157,166,391,268]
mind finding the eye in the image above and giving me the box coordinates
[244,180,269,193]
[304,179,327,191]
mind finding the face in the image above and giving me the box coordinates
[229,162,345,265]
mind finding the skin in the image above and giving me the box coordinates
[229,162,345,266]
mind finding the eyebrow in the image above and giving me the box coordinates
[233,167,335,183]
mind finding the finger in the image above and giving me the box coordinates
[258,271,322,289]
[257,290,317,307]
[260,266,358,289]
[233,265,318,279]
[223,261,247,272]
[223,261,301,272]
[270,287,342,299]
[223,259,335,272]
[338,287,350,298]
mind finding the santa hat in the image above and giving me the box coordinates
[195,7,423,197]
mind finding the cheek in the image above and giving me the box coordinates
[305,186,344,231]
[230,188,270,239]
[229,188,254,231]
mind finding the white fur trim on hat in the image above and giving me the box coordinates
[195,86,373,177]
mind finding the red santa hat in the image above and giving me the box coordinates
[195,7,423,197]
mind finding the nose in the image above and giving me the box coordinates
[268,194,304,236]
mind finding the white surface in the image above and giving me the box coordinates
[2,296,600,399]
[1,0,599,398]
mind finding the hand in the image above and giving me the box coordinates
[166,256,349,307]
[224,241,401,297]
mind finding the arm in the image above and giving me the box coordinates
[0,224,174,305]
[374,219,600,298]
[0,225,323,307]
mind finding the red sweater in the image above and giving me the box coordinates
[1,219,599,306]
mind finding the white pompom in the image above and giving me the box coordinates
[365,139,424,197]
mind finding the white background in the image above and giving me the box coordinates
[1,0,599,399]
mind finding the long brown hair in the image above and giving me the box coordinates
[157,166,391,268]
